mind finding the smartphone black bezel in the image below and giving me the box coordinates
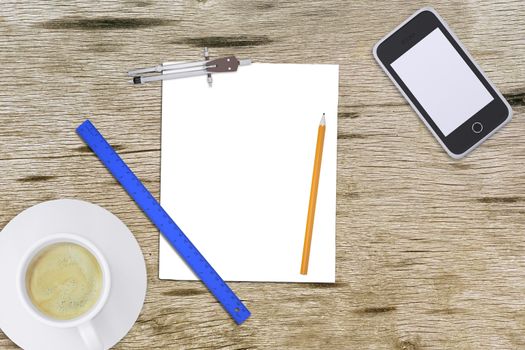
[375,10,510,156]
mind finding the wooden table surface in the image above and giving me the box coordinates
[1,1,524,349]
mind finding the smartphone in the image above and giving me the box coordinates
[373,7,512,159]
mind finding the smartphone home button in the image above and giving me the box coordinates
[472,122,483,134]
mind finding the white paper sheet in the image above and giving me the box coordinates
[160,63,338,282]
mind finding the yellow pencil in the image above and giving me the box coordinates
[300,113,326,275]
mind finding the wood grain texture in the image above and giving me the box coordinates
[1,0,524,349]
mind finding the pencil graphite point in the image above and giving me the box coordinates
[320,113,326,125]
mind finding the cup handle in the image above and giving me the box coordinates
[78,320,104,350]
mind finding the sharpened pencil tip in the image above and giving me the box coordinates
[320,113,326,125]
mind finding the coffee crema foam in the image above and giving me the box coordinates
[26,242,103,320]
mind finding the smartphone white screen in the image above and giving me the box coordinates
[391,28,493,136]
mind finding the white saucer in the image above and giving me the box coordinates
[0,199,147,350]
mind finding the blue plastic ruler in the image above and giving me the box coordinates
[76,119,251,325]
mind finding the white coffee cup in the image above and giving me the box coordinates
[17,233,111,350]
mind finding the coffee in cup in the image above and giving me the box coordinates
[25,242,103,320]
[19,234,111,350]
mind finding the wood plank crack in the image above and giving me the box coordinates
[39,17,175,30]
[172,35,273,48]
